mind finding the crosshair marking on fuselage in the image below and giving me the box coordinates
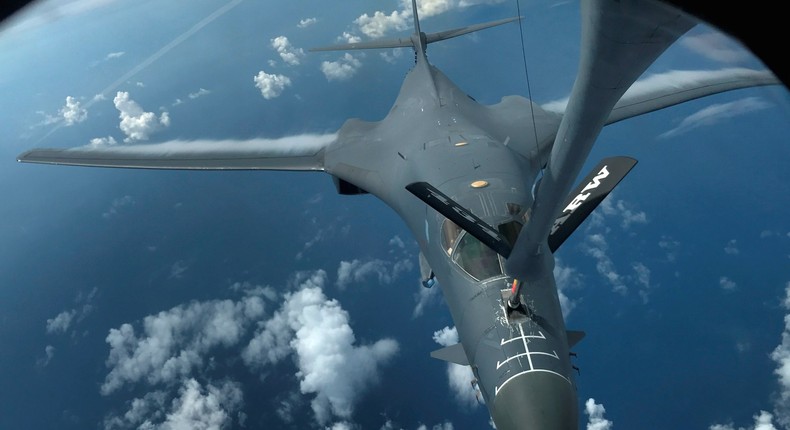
[494,324,570,395]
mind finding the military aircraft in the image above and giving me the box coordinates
[15,0,784,428]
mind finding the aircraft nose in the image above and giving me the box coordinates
[490,372,578,430]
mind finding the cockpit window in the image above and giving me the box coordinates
[452,232,503,281]
[441,219,463,255]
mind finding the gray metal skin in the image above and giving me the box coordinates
[324,51,576,428]
[16,0,784,428]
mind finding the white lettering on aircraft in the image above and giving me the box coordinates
[550,165,610,235]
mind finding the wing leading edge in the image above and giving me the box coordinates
[17,135,335,171]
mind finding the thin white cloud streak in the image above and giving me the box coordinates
[585,398,613,430]
[659,96,771,139]
[432,326,480,408]
[76,133,337,157]
[583,233,626,294]
[554,259,579,319]
[681,32,751,64]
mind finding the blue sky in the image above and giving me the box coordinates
[1,1,789,429]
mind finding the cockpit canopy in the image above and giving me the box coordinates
[441,218,517,281]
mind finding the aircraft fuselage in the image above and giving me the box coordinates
[324,58,579,429]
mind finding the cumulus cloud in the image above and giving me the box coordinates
[354,10,410,39]
[770,282,790,427]
[585,398,613,430]
[104,379,243,430]
[321,54,362,81]
[101,295,266,395]
[60,96,88,125]
[659,96,771,139]
[413,283,440,318]
[709,410,779,430]
[89,136,118,147]
[113,91,170,142]
[243,271,398,424]
[254,70,292,99]
[46,310,76,334]
[37,345,56,367]
[432,326,480,408]
[271,36,305,66]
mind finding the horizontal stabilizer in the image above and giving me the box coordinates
[566,330,586,348]
[430,343,469,366]
[309,16,521,53]
[16,136,334,171]
[406,182,512,258]
[548,156,637,252]
[425,16,521,44]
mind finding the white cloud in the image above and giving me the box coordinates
[89,136,118,147]
[104,379,243,430]
[412,282,440,318]
[709,410,779,430]
[340,32,361,44]
[298,17,317,28]
[253,70,292,99]
[719,276,737,291]
[659,96,771,139]
[168,260,189,279]
[321,54,362,81]
[46,310,76,334]
[101,295,266,395]
[103,195,134,219]
[583,233,626,294]
[553,259,580,318]
[188,88,210,99]
[37,345,56,367]
[770,282,790,427]
[432,326,480,408]
[681,32,751,63]
[60,96,88,125]
[106,51,125,60]
[632,262,652,303]
[113,91,170,142]
[354,10,410,39]
[336,258,412,289]
[598,196,647,229]
[585,398,613,430]
[271,36,305,66]
[243,271,398,424]
[725,239,740,255]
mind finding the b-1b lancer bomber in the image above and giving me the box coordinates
[17,0,782,428]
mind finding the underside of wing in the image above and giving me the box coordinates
[17,135,335,171]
